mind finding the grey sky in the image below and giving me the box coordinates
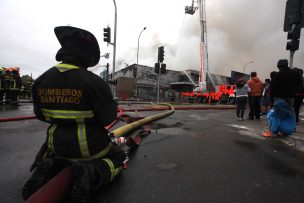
[0,0,303,80]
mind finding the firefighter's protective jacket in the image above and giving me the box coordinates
[4,72,11,90]
[0,74,5,91]
[32,63,117,160]
[9,73,22,91]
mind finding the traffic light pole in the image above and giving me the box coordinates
[289,24,296,68]
[289,51,295,68]
[156,46,165,103]
[156,61,162,103]
[112,0,117,98]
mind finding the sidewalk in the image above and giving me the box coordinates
[280,110,304,152]
[242,109,304,153]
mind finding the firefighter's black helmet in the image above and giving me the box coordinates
[54,26,100,67]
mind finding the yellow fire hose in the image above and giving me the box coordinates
[25,103,174,203]
[111,103,175,137]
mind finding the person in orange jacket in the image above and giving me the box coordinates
[247,71,263,120]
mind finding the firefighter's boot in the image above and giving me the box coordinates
[22,158,58,200]
[70,162,97,203]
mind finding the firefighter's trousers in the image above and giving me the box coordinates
[0,90,4,104]
[10,90,20,105]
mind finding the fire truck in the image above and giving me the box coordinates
[181,84,236,104]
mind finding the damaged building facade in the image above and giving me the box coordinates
[105,64,245,101]
[109,64,181,101]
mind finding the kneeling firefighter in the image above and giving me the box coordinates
[22,26,126,203]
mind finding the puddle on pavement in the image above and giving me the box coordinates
[150,122,184,130]
[269,163,298,177]
[0,105,18,111]
[150,122,191,136]
[271,144,290,152]
[156,161,178,170]
[188,113,219,121]
[155,127,188,135]
[234,140,258,150]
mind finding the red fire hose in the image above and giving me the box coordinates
[0,115,36,122]
[0,105,235,123]
[24,108,125,203]
[24,167,72,203]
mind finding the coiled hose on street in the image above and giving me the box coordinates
[24,103,175,203]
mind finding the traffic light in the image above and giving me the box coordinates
[158,46,165,62]
[286,25,301,51]
[284,0,304,31]
[161,64,166,74]
[103,27,111,43]
[154,63,160,73]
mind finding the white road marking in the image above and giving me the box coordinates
[227,124,266,140]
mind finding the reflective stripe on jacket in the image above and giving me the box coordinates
[9,74,22,91]
[32,63,117,160]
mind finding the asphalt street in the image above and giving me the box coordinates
[1,103,304,203]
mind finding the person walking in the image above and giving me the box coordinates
[247,72,263,120]
[22,26,126,203]
[235,78,251,120]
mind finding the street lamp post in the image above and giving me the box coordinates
[243,60,254,74]
[135,27,146,98]
[136,27,146,66]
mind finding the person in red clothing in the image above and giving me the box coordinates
[247,71,263,120]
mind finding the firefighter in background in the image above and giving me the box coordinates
[4,68,12,104]
[9,67,22,106]
[0,67,5,104]
[22,26,125,203]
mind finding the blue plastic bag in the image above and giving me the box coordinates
[267,99,296,136]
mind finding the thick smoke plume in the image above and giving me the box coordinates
[118,0,304,80]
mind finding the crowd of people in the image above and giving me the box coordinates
[0,67,22,106]
[235,59,304,136]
